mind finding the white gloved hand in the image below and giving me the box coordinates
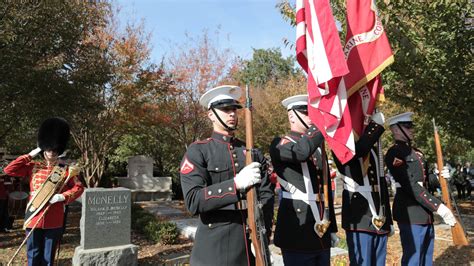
[441,166,451,179]
[371,112,385,126]
[388,225,395,237]
[28,147,42,158]
[250,242,274,263]
[49,194,66,204]
[437,204,456,226]
[234,162,261,190]
[330,233,340,247]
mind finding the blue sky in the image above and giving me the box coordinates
[116,0,295,63]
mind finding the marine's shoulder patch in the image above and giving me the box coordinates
[392,157,405,167]
[180,157,195,174]
[279,138,290,146]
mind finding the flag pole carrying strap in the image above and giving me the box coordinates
[342,150,385,228]
[279,136,325,225]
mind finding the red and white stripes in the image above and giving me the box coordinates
[296,0,355,164]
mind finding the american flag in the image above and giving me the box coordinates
[296,0,355,164]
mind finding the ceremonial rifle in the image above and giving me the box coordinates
[244,85,272,266]
[432,119,469,246]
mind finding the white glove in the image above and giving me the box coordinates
[28,147,42,158]
[49,194,65,204]
[371,112,385,126]
[441,166,451,179]
[437,204,456,226]
[388,225,395,237]
[330,233,340,247]
[250,243,274,263]
[234,162,261,190]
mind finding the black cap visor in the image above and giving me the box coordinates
[210,99,243,109]
[289,105,308,115]
[397,122,414,129]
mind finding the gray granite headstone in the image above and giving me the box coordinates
[80,188,131,249]
[128,155,153,179]
[117,155,173,201]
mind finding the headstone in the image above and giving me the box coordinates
[73,188,138,266]
[128,155,154,182]
[117,155,172,201]
[81,188,131,249]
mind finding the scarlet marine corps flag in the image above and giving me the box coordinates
[296,0,355,164]
[344,0,393,137]
[344,0,394,96]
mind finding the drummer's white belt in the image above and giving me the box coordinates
[342,150,383,219]
[278,136,324,224]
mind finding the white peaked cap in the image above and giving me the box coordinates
[387,112,414,126]
[199,85,242,109]
[281,94,308,110]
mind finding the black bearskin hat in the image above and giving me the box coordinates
[37,117,70,155]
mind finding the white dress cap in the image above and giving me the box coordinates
[199,85,242,109]
[281,94,308,110]
[387,112,414,126]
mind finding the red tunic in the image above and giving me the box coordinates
[4,155,84,229]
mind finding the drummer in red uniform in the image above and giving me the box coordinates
[4,118,84,266]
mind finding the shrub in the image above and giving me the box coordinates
[133,214,154,231]
[131,204,179,244]
[157,221,179,244]
[144,221,162,242]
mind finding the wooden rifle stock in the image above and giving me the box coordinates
[432,119,469,246]
[244,85,271,266]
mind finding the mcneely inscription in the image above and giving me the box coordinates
[88,194,129,205]
[80,188,132,249]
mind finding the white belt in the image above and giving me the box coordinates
[282,191,321,201]
[342,151,385,220]
[395,181,423,188]
[343,175,374,192]
[279,136,324,224]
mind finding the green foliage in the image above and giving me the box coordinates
[157,221,180,245]
[0,1,111,152]
[133,214,155,231]
[378,0,474,142]
[234,48,301,88]
[276,0,474,162]
[131,204,179,244]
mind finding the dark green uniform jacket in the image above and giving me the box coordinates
[269,125,337,252]
[180,131,274,266]
[385,141,442,224]
[334,122,393,234]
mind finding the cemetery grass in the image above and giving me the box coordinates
[0,200,473,265]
